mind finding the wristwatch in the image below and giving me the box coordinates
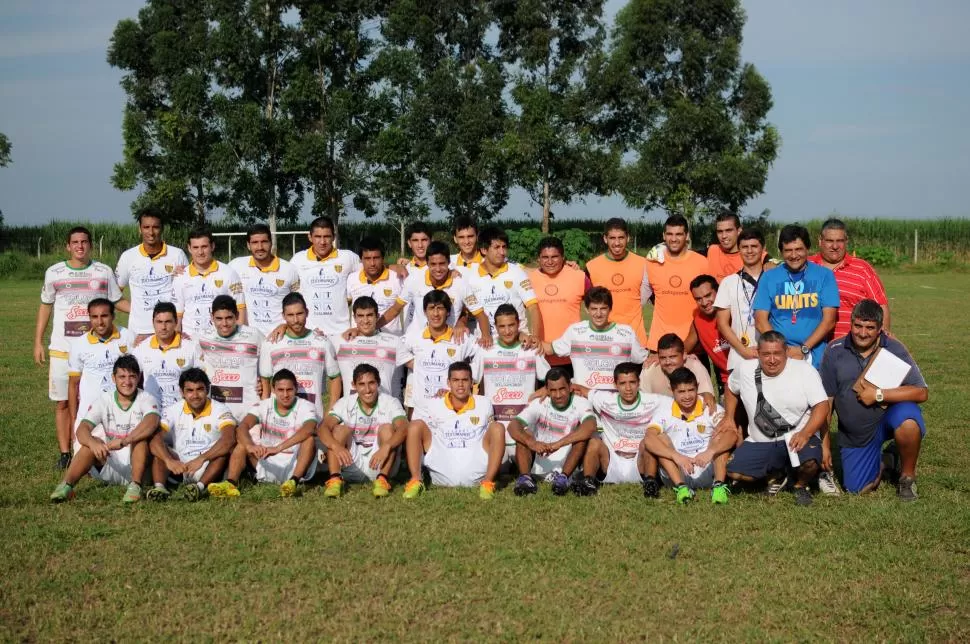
[800,345,811,356]
[875,388,884,403]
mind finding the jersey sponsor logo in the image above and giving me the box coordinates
[585,372,614,387]
[669,275,683,288]
[611,273,624,286]
[544,284,559,296]
[515,359,527,370]
[66,305,88,321]
[213,369,241,382]
[492,387,524,402]
[614,437,640,455]
[298,378,315,390]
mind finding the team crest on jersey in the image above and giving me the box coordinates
[383,288,392,296]
[504,280,513,289]
[214,279,224,287]
[308,350,320,360]
[119,345,128,354]
[470,416,480,425]
[204,423,212,432]
[165,265,174,273]
[176,358,186,367]
[276,279,285,287]
[696,424,706,434]
[88,279,101,290]
[447,348,456,357]
[334,265,343,273]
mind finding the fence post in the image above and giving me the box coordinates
[291,234,296,258]
[99,236,104,258]
[228,236,233,261]
[914,229,919,264]
[37,237,42,258]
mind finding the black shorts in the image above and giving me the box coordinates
[727,436,822,480]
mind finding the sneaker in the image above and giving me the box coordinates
[56,452,72,471]
[49,482,75,503]
[479,480,496,500]
[145,486,170,502]
[403,479,424,499]
[897,475,919,502]
[207,481,240,498]
[513,474,537,496]
[122,482,143,504]
[641,476,660,499]
[711,482,730,505]
[182,484,207,502]
[551,472,570,496]
[817,471,842,496]
[323,476,343,499]
[674,484,694,505]
[766,472,789,496]
[573,476,599,497]
[372,476,392,498]
[793,486,813,507]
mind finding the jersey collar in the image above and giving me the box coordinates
[422,326,455,343]
[444,394,476,414]
[551,393,574,412]
[672,399,704,421]
[87,326,121,344]
[478,262,509,278]
[617,392,641,411]
[360,267,391,285]
[150,333,183,351]
[188,261,218,277]
[425,271,454,289]
[409,257,427,268]
[249,256,281,272]
[456,251,482,268]
[356,395,378,417]
[138,243,167,258]
[308,247,338,262]
[183,400,212,418]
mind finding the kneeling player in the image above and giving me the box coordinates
[49,355,160,504]
[210,369,318,498]
[641,368,736,505]
[147,368,237,502]
[318,364,409,498]
[506,367,597,496]
[402,361,506,499]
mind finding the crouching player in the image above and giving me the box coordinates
[506,367,597,496]
[210,369,318,498]
[147,368,237,502]
[402,361,506,500]
[317,365,409,498]
[641,368,736,505]
[50,355,160,504]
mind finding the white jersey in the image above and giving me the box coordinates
[347,268,407,335]
[396,270,481,334]
[79,388,160,441]
[243,396,319,454]
[68,326,137,421]
[333,332,401,397]
[397,327,480,411]
[450,252,483,272]
[648,399,725,457]
[587,389,666,459]
[115,243,189,335]
[41,260,122,354]
[258,330,339,418]
[172,261,246,338]
[474,341,550,425]
[713,271,762,371]
[414,394,494,448]
[228,256,300,335]
[197,325,264,420]
[514,394,597,444]
[464,263,537,336]
[132,333,200,410]
[551,321,649,389]
[290,247,361,336]
[328,393,407,447]
[160,399,236,460]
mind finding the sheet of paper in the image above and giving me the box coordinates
[864,349,912,390]
[783,430,800,467]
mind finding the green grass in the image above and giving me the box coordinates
[2,274,969,640]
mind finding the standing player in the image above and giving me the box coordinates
[346,237,407,335]
[133,301,200,410]
[506,367,598,496]
[228,223,300,336]
[258,292,340,418]
[115,210,188,341]
[148,368,237,502]
[685,275,731,389]
[211,369,319,498]
[35,226,123,468]
[714,228,770,373]
[334,297,400,397]
[290,216,361,337]
[402,361,507,499]
[586,218,648,347]
[49,356,160,504]
[172,228,246,338]
[451,216,482,270]
[197,296,264,421]
[317,365,409,498]
[529,236,589,380]
[398,221,432,273]
[706,212,745,281]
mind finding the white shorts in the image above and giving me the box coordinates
[601,439,642,484]
[342,440,400,483]
[169,449,212,484]
[256,450,318,484]
[531,445,572,477]
[659,462,716,489]
[89,446,133,486]
[424,435,489,487]
[49,354,69,402]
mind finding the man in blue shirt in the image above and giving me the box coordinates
[753,224,838,368]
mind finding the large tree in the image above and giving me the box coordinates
[0,132,10,168]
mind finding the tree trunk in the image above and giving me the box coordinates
[194,180,206,226]
[541,178,551,234]
[265,12,278,251]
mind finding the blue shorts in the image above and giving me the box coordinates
[727,435,822,480]
[840,402,926,493]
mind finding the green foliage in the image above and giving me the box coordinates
[852,246,899,268]
[506,226,594,265]
[506,227,545,263]
[0,131,11,168]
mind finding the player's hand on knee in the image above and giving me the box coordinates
[335,447,353,467]
[89,440,109,462]
[369,446,390,470]
[106,438,124,451]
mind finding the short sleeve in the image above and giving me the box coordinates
[258,340,273,378]
[328,396,349,423]
[551,326,572,357]
[514,399,542,427]
[687,356,715,395]
[323,338,340,378]
[573,396,597,424]
[68,339,83,376]
[480,398,495,422]
[516,266,537,306]
[819,345,838,397]
[727,363,743,395]
[115,253,129,288]
[892,342,927,388]
[819,268,840,309]
[245,400,264,423]
[81,396,106,427]
[106,268,123,302]
[386,396,407,421]
[752,273,773,312]
[40,269,56,304]
[172,275,186,314]
[801,365,829,407]
[630,334,650,363]
[713,275,734,310]
[217,408,236,429]
[396,336,414,367]
[139,391,161,417]
[298,401,319,426]
[227,266,246,309]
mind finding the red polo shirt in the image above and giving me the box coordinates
[808,254,888,338]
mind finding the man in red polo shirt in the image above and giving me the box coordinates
[809,218,890,338]
[685,274,730,388]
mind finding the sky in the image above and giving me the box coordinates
[1,0,969,226]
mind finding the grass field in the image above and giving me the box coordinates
[2,274,969,640]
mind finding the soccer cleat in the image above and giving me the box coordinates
[817,471,842,496]
[793,486,813,507]
[145,486,170,502]
[674,484,694,505]
[551,472,570,496]
[323,477,344,499]
[403,479,424,499]
[711,482,730,505]
[56,452,72,471]
[897,476,919,502]
[766,472,789,496]
[573,476,599,497]
[479,480,496,500]
[641,476,660,499]
[122,482,143,504]
[49,482,75,503]
[513,474,537,496]
[372,476,392,498]
[280,478,305,498]
[207,481,240,498]
[182,484,208,502]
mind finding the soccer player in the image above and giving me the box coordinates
[706,211,745,281]
[172,227,246,338]
[147,368,237,502]
[259,292,340,418]
[50,355,160,504]
[346,237,407,335]
[115,210,188,341]
[317,364,409,498]
[754,224,839,368]
[210,369,319,498]
[640,333,716,412]
[451,216,482,270]
[197,295,264,421]
[714,228,770,372]
[402,361,506,499]
[133,301,200,410]
[397,290,480,415]
[398,221,432,273]
[36,225,123,468]
[573,362,667,496]
[641,368,735,505]
[67,298,136,432]
[685,275,730,389]
[228,223,300,336]
[506,367,597,496]
[586,218,648,346]
[543,286,648,390]
[290,216,361,336]
[333,296,400,397]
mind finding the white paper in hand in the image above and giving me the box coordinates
[783,430,800,467]
[864,350,912,390]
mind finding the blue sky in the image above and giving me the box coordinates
[1,0,968,226]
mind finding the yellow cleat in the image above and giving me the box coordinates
[402,479,424,499]
[479,480,496,500]
[323,476,344,499]
[372,476,392,498]
[208,481,240,498]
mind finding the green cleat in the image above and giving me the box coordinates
[122,482,143,504]
[207,481,240,498]
[49,482,75,503]
[323,477,343,499]
[145,486,170,502]
[372,476,392,498]
[711,482,730,505]
[675,484,694,505]
[403,479,424,499]
[182,484,208,502]
[479,481,496,500]
[280,479,305,498]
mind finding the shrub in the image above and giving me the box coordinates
[852,246,899,268]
